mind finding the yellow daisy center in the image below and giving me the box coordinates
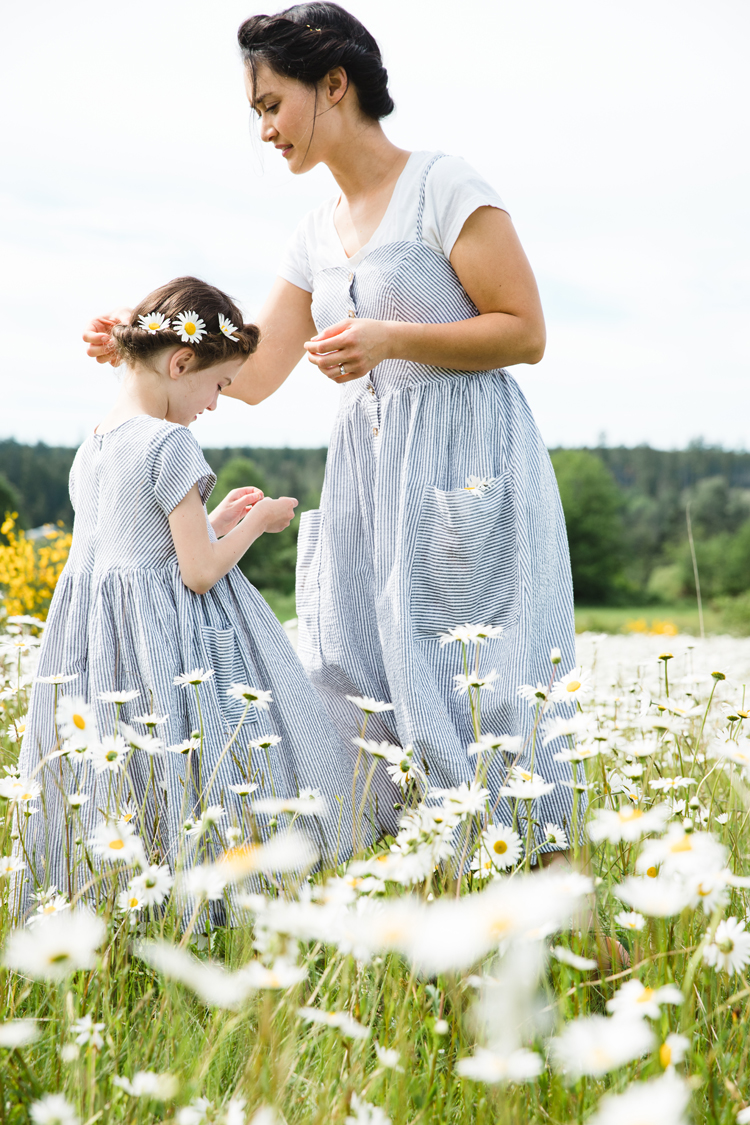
[566,681,581,693]
[128,897,139,908]
[148,321,160,331]
[21,792,33,800]
[637,987,655,1004]
[669,837,693,854]
[618,807,643,822]
[108,839,125,851]
[184,322,196,335]
[659,1043,672,1068]
[73,714,86,730]
[646,865,658,878]
[493,839,508,855]
[122,812,134,822]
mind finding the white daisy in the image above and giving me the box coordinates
[550,946,597,970]
[113,1071,179,1099]
[467,733,524,758]
[4,912,106,981]
[438,623,503,646]
[297,1006,369,1039]
[87,735,129,774]
[0,855,25,877]
[132,712,169,728]
[346,695,395,715]
[229,782,259,797]
[57,696,97,748]
[137,311,170,333]
[218,313,240,341]
[476,824,523,871]
[606,979,683,1020]
[29,1094,79,1125]
[703,917,750,974]
[550,667,592,703]
[499,767,555,800]
[242,957,307,989]
[248,734,282,750]
[89,819,144,865]
[545,822,568,849]
[226,684,273,708]
[167,738,200,755]
[453,670,498,695]
[35,673,77,685]
[456,1045,542,1084]
[98,688,140,704]
[128,864,174,907]
[463,475,494,496]
[173,310,207,344]
[0,775,40,802]
[614,910,646,931]
[29,893,71,923]
[0,1019,39,1048]
[550,1013,654,1078]
[117,887,145,913]
[71,1013,105,1049]
[588,803,670,844]
[173,669,214,687]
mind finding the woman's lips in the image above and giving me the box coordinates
[276,144,293,158]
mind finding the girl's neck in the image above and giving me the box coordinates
[95,369,168,435]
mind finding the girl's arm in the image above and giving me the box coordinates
[303,208,546,381]
[82,279,315,407]
[168,486,298,595]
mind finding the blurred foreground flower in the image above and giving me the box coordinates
[4,912,106,981]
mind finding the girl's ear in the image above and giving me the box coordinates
[168,347,196,380]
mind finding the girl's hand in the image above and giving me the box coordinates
[210,487,264,538]
[82,308,133,366]
[303,318,391,383]
[254,496,298,533]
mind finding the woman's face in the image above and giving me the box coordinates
[245,61,343,174]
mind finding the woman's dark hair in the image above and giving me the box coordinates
[238,3,394,121]
[111,277,260,371]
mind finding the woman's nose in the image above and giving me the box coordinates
[260,118,277,144]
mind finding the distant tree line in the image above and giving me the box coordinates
[2,439,749,625]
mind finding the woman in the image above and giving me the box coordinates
[85,2,577,849]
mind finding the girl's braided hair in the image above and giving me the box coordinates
[111,277,260,370]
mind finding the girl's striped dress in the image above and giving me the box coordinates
[281,151,579,846]
[17,416,354,900]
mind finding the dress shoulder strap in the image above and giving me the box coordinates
[416,154,449,242]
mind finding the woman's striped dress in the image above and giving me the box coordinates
[17,416,354,902]
[293,154,579,846]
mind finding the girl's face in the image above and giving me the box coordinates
[167,355,245,427]
[245,61,345,174]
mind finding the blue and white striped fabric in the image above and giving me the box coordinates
[18,416,355,903]
[295,154,579,845]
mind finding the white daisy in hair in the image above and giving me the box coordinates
[218,313,240,341]
[172,310,207,344]
[136,311,170,333]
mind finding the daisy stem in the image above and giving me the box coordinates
[680,903,724,1032]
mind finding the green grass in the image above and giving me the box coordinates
[259,589,297,624]
[574,601,727,636]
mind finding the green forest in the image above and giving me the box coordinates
[2,439,749,633]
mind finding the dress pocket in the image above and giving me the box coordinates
[199,625,258,726]
[410,475,520,638]
[295,509,324,660]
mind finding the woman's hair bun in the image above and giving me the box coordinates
[238,3,394,121]
[111,277,260,371]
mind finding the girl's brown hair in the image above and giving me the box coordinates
[111,277,260,370]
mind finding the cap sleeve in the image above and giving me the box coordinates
[422,155,508,260]
[277,214,313,293]
[151,426,216,515]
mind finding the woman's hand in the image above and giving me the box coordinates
[82,308,133,366]
[303,318,391,383]
[209,487,264,538]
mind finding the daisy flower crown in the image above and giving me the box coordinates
[136,310,240,344]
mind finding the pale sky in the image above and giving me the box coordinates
[1,0,748,451]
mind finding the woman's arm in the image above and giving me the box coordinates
[220,277,316,406]
[82,279,315,406]
[168,486,298,595]
[303,208,546,382]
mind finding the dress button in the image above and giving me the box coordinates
[368,385,376,397]
[372,426,379,437]
[348,309,356,318]
[348,271,354,282]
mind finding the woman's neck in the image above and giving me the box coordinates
[325,122,410,203]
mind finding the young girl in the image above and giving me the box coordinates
[18,276,355,908]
